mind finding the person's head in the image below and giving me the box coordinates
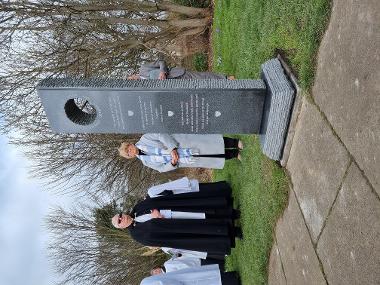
[111,213,133,229]
[118,142,139,159]
[127,74,140,80]
[150,267,164,275]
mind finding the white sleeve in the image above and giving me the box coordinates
[162,248,208,259]
[141,133,178,150]
[159,209,172,219]
[148,177,196,197]
[141,276,183,285]
[141,159,178,173]
[161,247,173,255]
[171,211,205,219]
[134,214,152,223]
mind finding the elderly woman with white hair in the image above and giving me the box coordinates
[118,133,243,173]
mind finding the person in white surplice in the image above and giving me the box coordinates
[151,250,225,274]
[140,264,240,285]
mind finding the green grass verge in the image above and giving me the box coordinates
[213,136,289,284]
[212,0,332,89]
[212,1,332,283]
[192,52,209,71]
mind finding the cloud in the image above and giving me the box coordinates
[0,135,72,285]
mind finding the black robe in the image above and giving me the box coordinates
[129,218,232,255]
[133,181,233,216]
[128,181,235,255]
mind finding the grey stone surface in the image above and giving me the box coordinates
[275,189,327,285]
[317,162,380,285]
[260,58,295,160]
[38,60,297,161]
[270,1,380,284]
[287,98,351,242]
[268,241,287,285]
[280,90,303,167]
[312,0,380,194]
[38,78,266,134]
[39,77,267,90]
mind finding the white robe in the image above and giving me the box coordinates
[147,177,199,197]
[163,256,201,272]
[140,264,221,285]
[161,247,208,260]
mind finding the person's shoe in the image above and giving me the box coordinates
[227,75,235,80]
[232,209,241,219]
[238,140,244,150]
[237,153,242,161]
[234,227,243,239]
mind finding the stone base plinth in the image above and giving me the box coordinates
[259,58,296,160]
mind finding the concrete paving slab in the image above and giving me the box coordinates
[287,98,351,241]
[268,241,287,285]
[317,162,380,285]
[275,189,327,285]
[312,0,380,194]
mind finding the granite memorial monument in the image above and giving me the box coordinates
[37,58,295,160]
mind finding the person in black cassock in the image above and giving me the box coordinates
[111,178,242,257]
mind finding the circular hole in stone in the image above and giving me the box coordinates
[64,98,97,125]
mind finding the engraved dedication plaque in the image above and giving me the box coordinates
[38,79,267,134]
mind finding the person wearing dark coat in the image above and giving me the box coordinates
[127,59,235,80]
[111,180,242,257]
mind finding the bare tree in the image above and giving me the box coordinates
[47,201,166,285]
[0,0,211,198]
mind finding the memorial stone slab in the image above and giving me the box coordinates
[37,79,267,134]
[37,58,295,160]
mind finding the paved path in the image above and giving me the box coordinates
[269,0,380,284]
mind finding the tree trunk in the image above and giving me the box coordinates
[1,1,210,18]
[169,18,210,29]
[159,1,211,17]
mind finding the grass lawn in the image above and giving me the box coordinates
[212,0,332,284]
[213,136,289,285]
[212,0,332,89]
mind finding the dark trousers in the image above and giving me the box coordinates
[221,271,240,285]
[193,137,239,160]
[201,258,225,272]
[223,137,239,149]
[223,137,239,159]
[199,182,233,210]
[198,182,238,247]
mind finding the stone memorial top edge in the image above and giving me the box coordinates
[37,77,266,91]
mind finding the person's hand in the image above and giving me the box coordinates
[151,209,164,218]
[158,71,167,80]
[170,149,179,165]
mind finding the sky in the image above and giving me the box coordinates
[0,133,75,285]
